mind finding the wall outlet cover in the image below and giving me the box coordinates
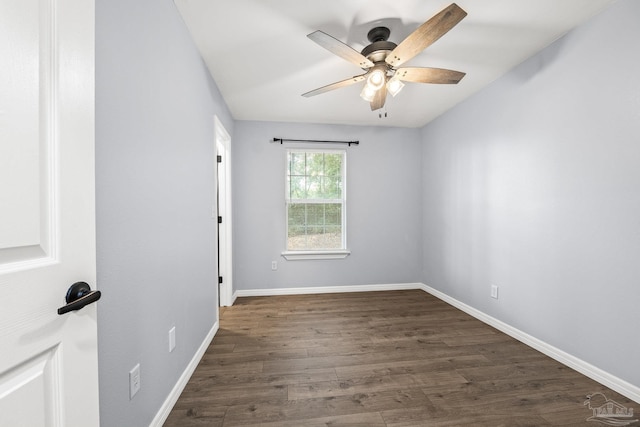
[129,363,140,399]
[169,326,176,352]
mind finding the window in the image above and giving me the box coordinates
[283,149,349,259]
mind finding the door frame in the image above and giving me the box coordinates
[215,116,233,307]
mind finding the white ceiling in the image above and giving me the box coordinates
[174,0,615,128]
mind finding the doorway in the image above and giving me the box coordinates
[215,116,233,307]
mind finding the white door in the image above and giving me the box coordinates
[0,0,99,426]
[215,116,233,307]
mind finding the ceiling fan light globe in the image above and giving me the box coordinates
[360,84,376,102]
[387,78,405,97]
[367,69,386,90]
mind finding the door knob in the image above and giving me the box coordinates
[57,281,101,315]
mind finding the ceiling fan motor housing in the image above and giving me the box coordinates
[367,26,390,43]
[361,26,397,64]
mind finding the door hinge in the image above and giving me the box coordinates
[217,155,222,163]
[218,276,223,284]
[218,216,222,224]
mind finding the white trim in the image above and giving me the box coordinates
[149,321,219,427]
[214,115,233,307]
[418,283,640,404]
[236,283,423,297]
[281,250,350,260]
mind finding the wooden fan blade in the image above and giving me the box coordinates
[385,3,467,68]
[395,67,465,84]
[302,75,366,97]
[308,31,374,69]
[370,84,387,111]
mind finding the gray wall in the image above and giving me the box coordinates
[421,0,640,388]
[95,0,234,425]
[233,121,423,290]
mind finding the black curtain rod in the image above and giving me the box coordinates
[272,137,359,146]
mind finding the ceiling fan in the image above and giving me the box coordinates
[302,3,467,111]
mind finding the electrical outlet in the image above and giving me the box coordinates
[129,363,140,399]
[491,285,499,299]
[271,261,277,271]
[169,326,176,352]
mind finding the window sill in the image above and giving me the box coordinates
[281,250,351,261]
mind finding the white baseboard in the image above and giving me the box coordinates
[418,283,640,404]
[149,320,219,427]
[235,282,423,297]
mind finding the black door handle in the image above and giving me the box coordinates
[58,281,101,315]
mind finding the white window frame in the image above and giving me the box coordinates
[281,149,350,261]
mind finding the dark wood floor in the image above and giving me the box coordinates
[164,290,635,426]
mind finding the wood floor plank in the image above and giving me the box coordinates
[261,345,471,374]
[288,371,468,400]
[200,348,308,365]
[333,355,491,381]
[164,404,227,427]
[231,335,373,353]
[384,408,552,427]
[222,389,431,426]
[185,360,263,375]
[454,359,576,383]
[173,381,287,405]
[231,412,387,427]
[164,290,637,426]
[175,367,338,389]
[305,339,450,358]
